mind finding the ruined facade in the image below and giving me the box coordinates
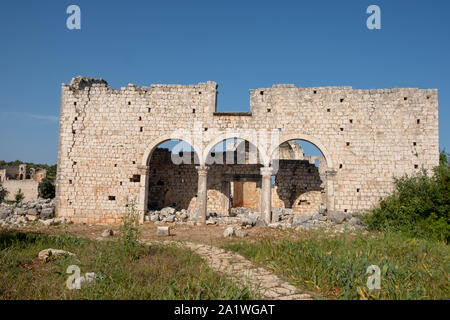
[0,164,47,201]
[55,77,439,224]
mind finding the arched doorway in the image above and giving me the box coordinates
[270,137,336,216]
[144,139,200,213]
[204,138,265,216]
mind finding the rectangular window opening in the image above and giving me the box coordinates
[130,175,141,182]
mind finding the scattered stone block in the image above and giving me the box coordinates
[157,226,170,236]
[223,227,234,237]
[328,211,346,224]
[101,228,114,237]
[235,230,248,238]
[292,215,312,226]
[38,248,75,262]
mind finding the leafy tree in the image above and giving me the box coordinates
[39,178,55,199]
[14,189,24,204]
[0,182,8,204]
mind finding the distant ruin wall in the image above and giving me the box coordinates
[3,180,39,202]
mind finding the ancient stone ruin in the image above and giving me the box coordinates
[55,76,439,225]
[0,164,47,201]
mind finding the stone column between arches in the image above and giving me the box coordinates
[260,166,274,224]
[195,165,209,223]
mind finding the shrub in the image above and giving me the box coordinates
[118,199,142,259]
[362,150,450,242]
[0,182,8,204]
[14,189,24,204]
[39,178,55,199]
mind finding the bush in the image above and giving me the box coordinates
[39,178,55,199]
[0,182,8,204]
[14,189,24,204]
[118,199,142,259]
[362,151,450,242]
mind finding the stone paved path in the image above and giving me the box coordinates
[143,239,314,300]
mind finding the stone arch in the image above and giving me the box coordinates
[202,133,269,166]
[138,134,202,222]
[269,134,335,170]
[141,133,201,166]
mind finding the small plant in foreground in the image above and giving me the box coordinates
[14,189,24,204]
[118,199,142,258]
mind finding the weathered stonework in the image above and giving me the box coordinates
[0,164,47,201]
[55,76,439,224]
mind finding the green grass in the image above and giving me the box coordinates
[223,231,449,300]
[0,231,256,300]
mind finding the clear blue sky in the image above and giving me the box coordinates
[0,0,449,164]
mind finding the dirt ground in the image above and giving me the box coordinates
[0,221,296,246]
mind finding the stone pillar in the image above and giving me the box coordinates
[196,166,209,223]
[137,165,149,224]
[325,170,337,212]
[260,166,274,224]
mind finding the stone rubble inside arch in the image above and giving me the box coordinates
[143,205,367,234]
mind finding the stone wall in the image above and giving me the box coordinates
[56,76,439,224]
[3,180,39,202]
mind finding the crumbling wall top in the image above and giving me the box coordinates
[67,76,108,91]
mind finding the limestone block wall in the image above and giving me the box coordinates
[56,76,439,224]
[3,180,39,202]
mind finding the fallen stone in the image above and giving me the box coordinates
[292,215,312,226]
[254,218,267,227]
[157,226,170,236]
[164,215,175,223]
[328,211,346,224]
[54,217,71,224]
[235,230,248,238]
[241,217,254,227]
[271,211,280,223]
[348,217,361,226]
[160,207,176,217]
[223,227,234,237]
[14,208,27,216]
[38,248,75,262]
[101,228,114,237]
[0,208,10,220]
[40,207,55,220]
[40,219,55,226]
[27,208,38,216]
[150,214,159,222]
[26,214,38,221]
[206,219,216,225]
